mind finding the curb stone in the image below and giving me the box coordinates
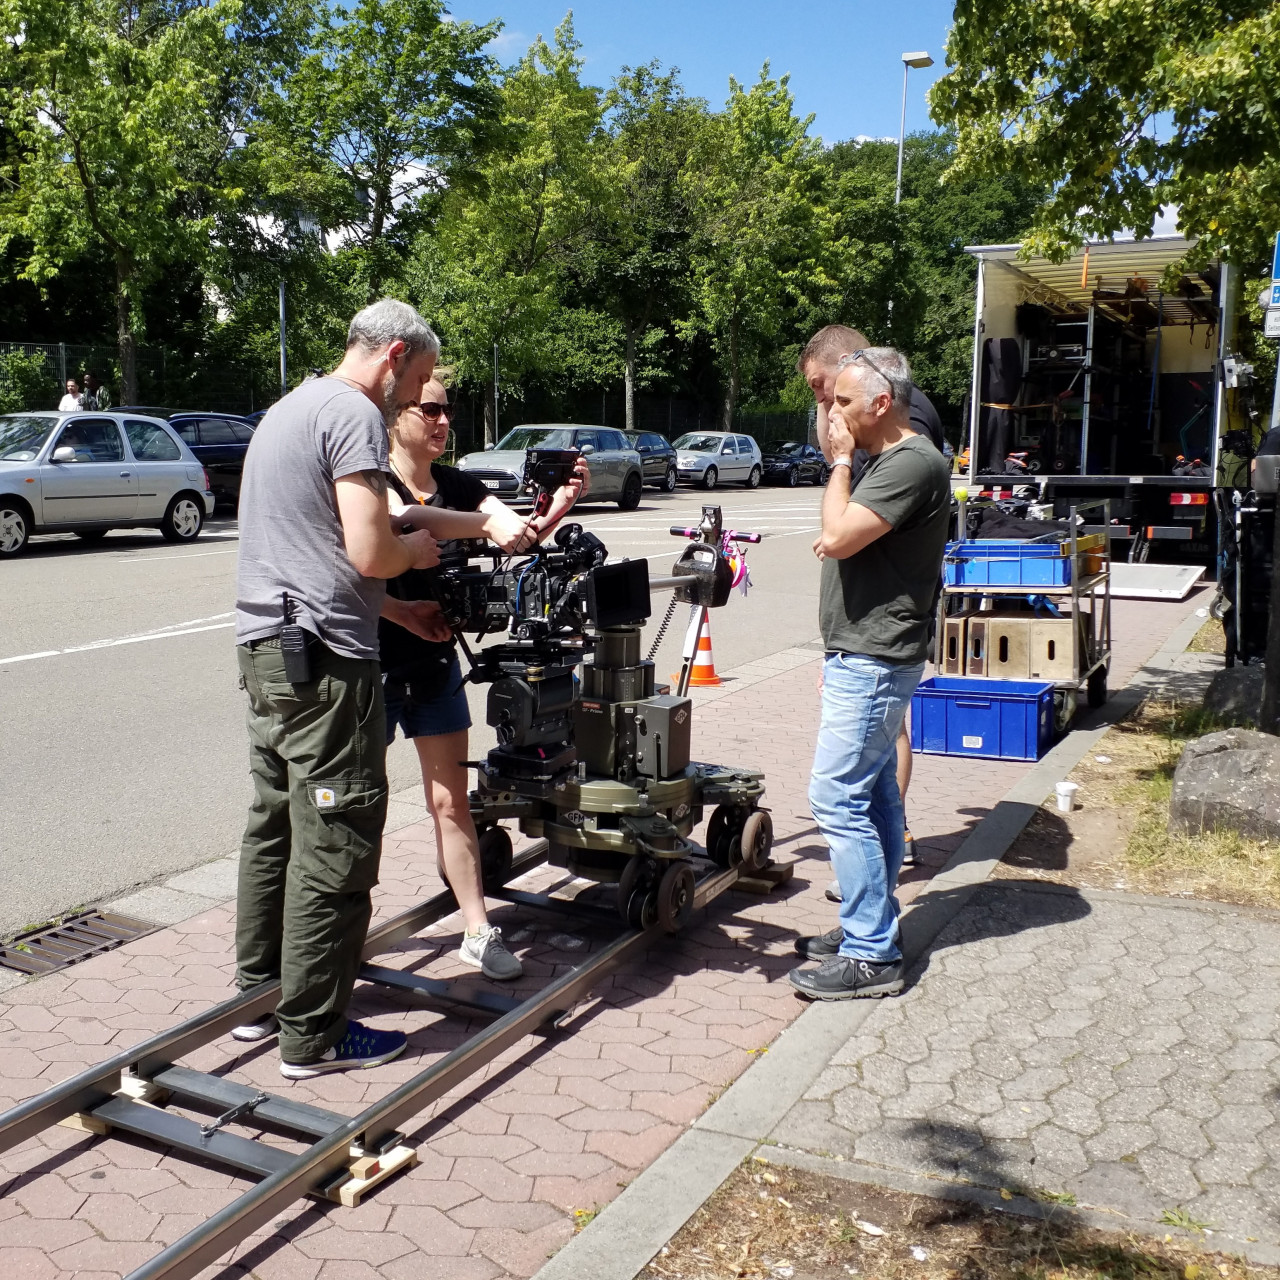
[533,601,1215,1280]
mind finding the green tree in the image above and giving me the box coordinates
[930,2,1280,263]
[0,0,249,400]
[407,16,605,443]
[249,0,501,298]
[580,63,707,432]
[682,67,832,429]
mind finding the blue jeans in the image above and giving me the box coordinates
[809,653,925,963]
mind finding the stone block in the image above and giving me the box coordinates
[1169,728,1280,839]
[1202,665,1263,726]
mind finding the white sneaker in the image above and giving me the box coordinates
[825,879,841,903]
[231,1012,279,1042]
[458,925,522,981]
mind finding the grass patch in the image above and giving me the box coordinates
[998,696,1280,909]
[641,1162,1269,1280]
[1187,617,1226,655]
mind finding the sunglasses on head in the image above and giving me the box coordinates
[418,400,450,419]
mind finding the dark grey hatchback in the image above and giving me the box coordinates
[626,431,677,492]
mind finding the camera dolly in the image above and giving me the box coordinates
[438,473,773,933]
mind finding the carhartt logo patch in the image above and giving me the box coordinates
[314,787,336,809]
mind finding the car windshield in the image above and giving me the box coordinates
[765,442,803,457]
[673,434,722,453]
[0,416,55,462]
[495,427,575,450]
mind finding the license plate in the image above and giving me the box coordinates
[482,479,501,490]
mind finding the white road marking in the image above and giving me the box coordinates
[1,612,235,666]
[115,547,239,564]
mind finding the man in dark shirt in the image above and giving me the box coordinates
[790,347,951,1000]
[798,324,945,875]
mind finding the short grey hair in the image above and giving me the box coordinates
[837,346,912,409]
[346,298,440,358]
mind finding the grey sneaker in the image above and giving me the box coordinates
[788,954,904,1001]
[459,925,522,981]
[794,927,842,961]
[231,1012,279,1043]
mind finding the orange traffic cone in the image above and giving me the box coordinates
[687,623,721,687]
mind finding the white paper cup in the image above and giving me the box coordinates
[1055,781,1079,813]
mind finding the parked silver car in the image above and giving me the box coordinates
[457,424,645,510]
[673,431,763,489]
[0,411,215,557]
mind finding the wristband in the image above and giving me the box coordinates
[830,458,853,471]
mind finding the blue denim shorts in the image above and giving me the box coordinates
[383,652,471,744]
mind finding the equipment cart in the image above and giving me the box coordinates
[936,499,1113,732]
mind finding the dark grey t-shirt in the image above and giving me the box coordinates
[235,377,389,660]
[819,433,951,664]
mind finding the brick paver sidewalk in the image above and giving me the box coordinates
[0,592,1206,1279]
[775,880,1280,1257]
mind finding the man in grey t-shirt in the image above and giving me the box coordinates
[231,299,443,1079]
[789,347,950,1002]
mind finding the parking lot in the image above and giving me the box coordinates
[0,485,826,939]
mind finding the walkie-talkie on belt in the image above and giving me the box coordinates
[280,592,311,684]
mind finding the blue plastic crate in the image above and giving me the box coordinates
[943,539,1072,587]
[910,676,1055,761]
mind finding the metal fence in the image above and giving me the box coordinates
[0,341,265,415]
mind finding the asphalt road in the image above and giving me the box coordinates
[0,484,825,938]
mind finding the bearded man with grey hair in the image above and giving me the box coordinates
[231,298,445,1077]
[789,347,950,1001]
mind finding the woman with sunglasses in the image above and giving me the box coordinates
[379,377,588,980]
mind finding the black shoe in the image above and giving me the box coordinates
[788,954,904,1001]
[794,927,843,961]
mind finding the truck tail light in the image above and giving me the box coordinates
[1170,492,1208,506]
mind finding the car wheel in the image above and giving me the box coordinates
[786,467,799,487]
[161,493,205,543]
[663,465,677,493]
[617,471,643,511]
[746,465,761,489]
[75,529,109,543]
[0,501,31,557]
[701,466,718,491]
[817,466,831,485]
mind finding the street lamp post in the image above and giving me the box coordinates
[895,51,934,206]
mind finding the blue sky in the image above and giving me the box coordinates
[444,1,958,145]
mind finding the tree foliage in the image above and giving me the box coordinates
[931,2,1280,264]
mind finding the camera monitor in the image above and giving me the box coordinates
[585,559,651,629]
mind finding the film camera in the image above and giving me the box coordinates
[433,451,771,933]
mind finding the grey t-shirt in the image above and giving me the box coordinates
[819,433,951,664]
[235,377,389,660]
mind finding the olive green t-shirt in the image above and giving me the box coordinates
[819,433,951,663]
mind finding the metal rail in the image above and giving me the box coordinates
[0,845,743,1280]
[0,844,549,1155]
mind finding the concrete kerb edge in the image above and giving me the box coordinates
[766,1145,1280,1270]
[536,599,1214,1280]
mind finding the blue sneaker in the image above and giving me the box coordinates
[279,1020,407,1080]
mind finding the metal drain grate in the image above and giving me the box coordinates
[0,911,156,976]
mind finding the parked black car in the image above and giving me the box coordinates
[626,431,678,492]
[167,414,256,506]
[762,440,829,487]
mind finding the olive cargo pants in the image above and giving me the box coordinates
[235,639,388,1063]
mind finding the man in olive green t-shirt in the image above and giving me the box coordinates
[789,347,951,1001]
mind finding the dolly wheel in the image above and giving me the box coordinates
[478,825,513,891]
[739,810,773,872]
[705,805,743,868]
[627,886,660,930]
[617,856,646,923]
[656,861,696,933]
